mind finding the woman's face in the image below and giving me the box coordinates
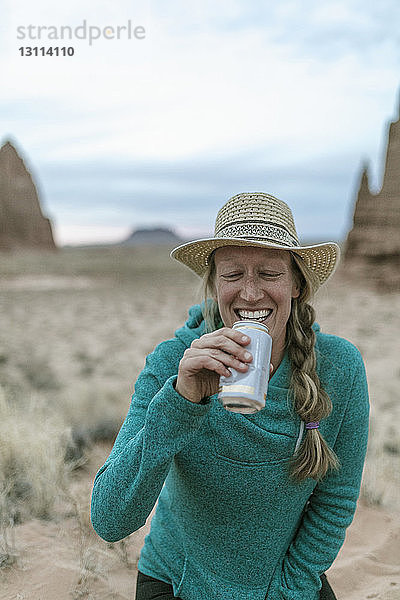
[213,246,300,362]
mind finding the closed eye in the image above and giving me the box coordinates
[220,272,243,280]
[259,272,283,278]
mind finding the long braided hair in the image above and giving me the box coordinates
[201,250,340,482]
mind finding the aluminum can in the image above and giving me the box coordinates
[218,320,272,414]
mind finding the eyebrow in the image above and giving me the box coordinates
[216,261,287,270]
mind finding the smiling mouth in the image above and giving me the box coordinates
[234,309,272,322]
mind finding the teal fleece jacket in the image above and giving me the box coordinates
[91,304,369,600]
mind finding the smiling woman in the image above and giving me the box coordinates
[91,192,369,600]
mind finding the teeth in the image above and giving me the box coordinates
[237,309,271,320]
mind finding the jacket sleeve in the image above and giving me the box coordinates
[90,343,211,542]
[269,352,370,600]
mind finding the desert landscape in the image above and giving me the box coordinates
[0,245,399,600]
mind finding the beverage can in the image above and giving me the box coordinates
[218,320,272,414]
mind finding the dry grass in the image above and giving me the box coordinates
[0,385,74,572]
[0,388,73,523]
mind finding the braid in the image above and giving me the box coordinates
[287,300,324,420]
[287,256,340,481]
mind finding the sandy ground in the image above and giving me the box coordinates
[327,505,400,599]
[0,444,399,600]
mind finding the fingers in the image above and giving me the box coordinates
[191,328,252,364]
[183,347,250,376]
[182,352,233,378]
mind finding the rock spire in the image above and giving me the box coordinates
[344,95,400,287]
[0,140,56,250]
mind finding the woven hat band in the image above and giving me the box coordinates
[215,222,299,248]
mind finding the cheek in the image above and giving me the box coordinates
[216,285,231,306]
[215,283,238,314]
[275,285,296,312]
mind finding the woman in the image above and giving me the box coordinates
[91,192,369,600]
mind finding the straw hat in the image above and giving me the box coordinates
[171,192,340,289]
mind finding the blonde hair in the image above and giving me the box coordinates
[201,249,340,482]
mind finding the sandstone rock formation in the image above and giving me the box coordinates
[0,140,56,250]
[344,97,400,288]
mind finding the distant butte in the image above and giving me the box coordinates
[0,140,56,251]
[121,227,183,246]
[344,92,400,289]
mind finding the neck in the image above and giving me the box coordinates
[270,343,286,375]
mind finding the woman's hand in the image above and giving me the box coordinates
[175,328,254,404]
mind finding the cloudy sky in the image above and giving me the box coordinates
[1,0,399,245]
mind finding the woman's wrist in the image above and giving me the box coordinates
[173,378,202,404]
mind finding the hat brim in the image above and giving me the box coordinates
[171,237,340,289]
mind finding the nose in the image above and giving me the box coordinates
[239,276,264,303]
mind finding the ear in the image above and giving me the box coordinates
[291,281,301,299]
[289,252,303,300]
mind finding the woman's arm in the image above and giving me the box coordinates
[90,344,211,543]
[90,325,251,543]
[269,353,369,600]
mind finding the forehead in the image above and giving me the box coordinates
[214,245,292,267]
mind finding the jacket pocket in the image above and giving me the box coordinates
[209,402,299,466]
[175,556,268,600]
